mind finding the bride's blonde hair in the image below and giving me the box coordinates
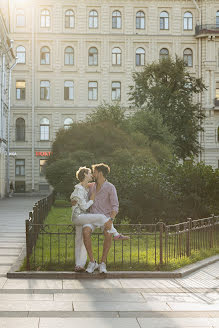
[76,167,91,182]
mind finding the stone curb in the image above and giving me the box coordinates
[7,255,219,279]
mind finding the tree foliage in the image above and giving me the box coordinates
[129,56,206,159]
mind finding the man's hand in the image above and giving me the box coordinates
[104,219,113,231]
[71,200,77,206]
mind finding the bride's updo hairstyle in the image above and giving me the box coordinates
[76,167,91,182]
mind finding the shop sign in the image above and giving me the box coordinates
[36,151,52,157]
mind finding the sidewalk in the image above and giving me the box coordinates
[0,196,218,327]
[0,196,41,277]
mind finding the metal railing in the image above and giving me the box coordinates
[195,24,219,35]
[25,213,219,271]
[25,193,54,270]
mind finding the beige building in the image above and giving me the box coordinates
[0,2,15,198]
[6,0,219,193]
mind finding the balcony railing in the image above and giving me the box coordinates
[195,24,219,36]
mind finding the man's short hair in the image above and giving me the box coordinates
[92,163,110,177]
[76,167,90,182]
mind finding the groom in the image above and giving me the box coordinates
[83,163,119,273]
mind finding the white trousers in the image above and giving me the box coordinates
[72,213,118,267]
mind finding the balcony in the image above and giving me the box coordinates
[214,98,219,107]
[195,24,219,36]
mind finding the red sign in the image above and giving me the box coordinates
[36,151,52,157]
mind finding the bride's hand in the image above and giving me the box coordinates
[90,192,96,201]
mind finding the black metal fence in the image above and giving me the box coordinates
[25,208,219,270]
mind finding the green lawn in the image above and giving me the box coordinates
[20,207,219,271]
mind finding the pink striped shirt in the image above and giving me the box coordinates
[89,181,119,217]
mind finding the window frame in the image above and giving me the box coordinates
[112,81,121,101]
[40,81,50,100]
[64,81,74,100]
[15,159,25,176]
[15,118,25,141]
[64,47,74,66]
[65,9,75,28]
[16,80,26,100]
[136,11,145,29]
[40,9,51,28]
[16,9,25,27]
[40,46,50,65]
[183,48,193,67]
[89,10,98,28]
[112,47,122,66]
[88,81,98,100]
[16,46,26,64]
[112,10,122,29]
[40,118,50,141]
[160,11,169,30]
[159,48,169,60]
[136,47,145,66]
[183,12,193,30]
[88,47,98,66]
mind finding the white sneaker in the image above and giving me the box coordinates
[86,261,98,273]
[98,262,107,274]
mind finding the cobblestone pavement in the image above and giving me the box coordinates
[0,197,218,327]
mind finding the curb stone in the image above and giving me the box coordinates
[7,255,219,279]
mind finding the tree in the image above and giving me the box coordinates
[86,102,126,126]
[129,56,206,159]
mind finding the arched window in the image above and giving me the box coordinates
[65,10,74,28]
[40,81,50,100]
[136,11,145,29]
[64,118,73,129]
[216,11,219,27]
[64,81,74,100]
[16,46,26,64]
[112,81,121,100]
[136,48,145,66]
[112,10,121,29]
[41,9,50,27]
[40,118,50,140]
[184,12,193,30]
[183,48,193,67]
[88,47,98,66]
[160,11,169,30]
[16,118,25,141]
[159,48,169,60]
[112,47,121,65]
[64,47,74,65]
[16,9,25,27]
[40,47,50,65]
[89,10,98,28]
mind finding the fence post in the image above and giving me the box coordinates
[186,218,192,257]
[210,214,214,248]
[26,219,30,271]
[159,222,164,265]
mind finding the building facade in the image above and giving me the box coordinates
[0,1,15,198]
[7,0,219,193]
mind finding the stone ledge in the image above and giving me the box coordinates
[7,255,219,279]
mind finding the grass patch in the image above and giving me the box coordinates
[19,207,219,271]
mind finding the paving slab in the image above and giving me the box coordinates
[73,301,170,312]
[2,279,62,290]
[0,293,53,301]
[0,318,39,328]
[0,249,21,256]
[137,317,215,328]
[167,301,219,312]
[0,256,18,264]
[39,318,140,328]
[0,300,73,311]
[54,292,145,302]
[119,279,179,289]
[0,243,24,249]
[0,278,6,289]
[63,279,122,289]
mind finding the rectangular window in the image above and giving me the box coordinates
[40,159,48,176]
[40,81,50,100]
[64,81,74,100]
[40,126,49,140]
[88,81,98,100]
[112,81,121,100]
[15,159,25,176]
[15,181,25,192]
[16,81,26,100]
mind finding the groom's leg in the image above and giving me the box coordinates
[101,230,113,263]
[83,226,95,262]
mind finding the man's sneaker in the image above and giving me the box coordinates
[86,261,98,273]
[98,262,107,274]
